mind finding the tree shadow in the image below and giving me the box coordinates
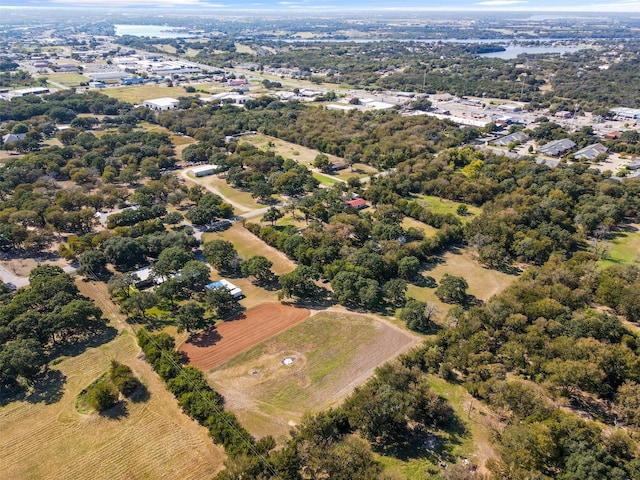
[25,368,67,405]
[254,276,280,291]
[48,325,118,360]
[128,383,150,404]
[100,400,129,419]
[414,275,438,288]
[188,328,222,347]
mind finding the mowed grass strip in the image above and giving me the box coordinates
[204,223,296,276]
[208,311,418,438]
[0,332,225,480]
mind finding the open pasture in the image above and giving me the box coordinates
[408,248,517,311]
[0,331,225,480]
[178,303,310,371]
[206,310,419,438]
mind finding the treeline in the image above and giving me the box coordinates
[156,100,474,170]
[0,265,105,390]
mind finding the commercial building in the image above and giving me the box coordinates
[612,107,640,120]
[538,138,576,157]
[573,143,608,161]
[142,97,180,111]
[491,131,529,147]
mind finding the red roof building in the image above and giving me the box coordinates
[345,198,367,209]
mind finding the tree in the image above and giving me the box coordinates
[88,381,119,412]
[262,206,283,226]
[435,273,469,305]
[109,360,139,396]
[314,153,331,173]
[240,255,274,284]
[103,236,145,269]
[175,301,208,333]
[279,265,318,300]
[77,250,107,278]
[107,272,136,299]
[153,246,194,279]
[205,287,239,319]
[399,298,435,333]
[383,278,408,306]
[397,256,421,282]
[0,338,46,383]
[120,291,157,320]
[177,260,211,292]
[203,239,238,273]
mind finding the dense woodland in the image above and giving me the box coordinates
[1,86,640,478]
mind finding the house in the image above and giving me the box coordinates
[538,138,577,157]
[573,143,608,161]
[490,131,529,147]
[627,160,640,171]
[330,161,347,171]
[605,131,622,140]
[142,97,179,111]
[205,279,242,299]
[345,198,367,209]
[1,133,26,145]
[132,266,165,288]
[190,164,219,177]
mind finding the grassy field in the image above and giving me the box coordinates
[407,248,517,318]
[313,172,344,186]
[240,133,338,166]
[601,224,640,267]
[0,330,225,480]
[207,310,418,439]
[46,73,90,85]
[402,216,439,237]
[415,194,481,219]
[137,121,196,146]
[102,85,200,104]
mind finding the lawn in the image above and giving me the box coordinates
[0,330,225,480]
[240,133,339,166]
[313,172,344,186]
[137,121,196,146]
[207,310,418,439]
[601,223,640,267]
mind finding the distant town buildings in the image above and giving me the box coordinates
[538,138,577,156]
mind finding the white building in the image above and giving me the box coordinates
[142,97,180,111]
[205,279,242,299]
[190,164,219,177]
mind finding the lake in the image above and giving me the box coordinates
[114,24,195,39]
[480,45,583,59]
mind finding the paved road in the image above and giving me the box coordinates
[0,262,76,289]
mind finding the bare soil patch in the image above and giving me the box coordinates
[179,303,310,371]
[207,310,419,439]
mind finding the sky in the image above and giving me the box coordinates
[2,0,640,12]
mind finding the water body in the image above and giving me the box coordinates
[114,24,195,38]
[480,45,583,59]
